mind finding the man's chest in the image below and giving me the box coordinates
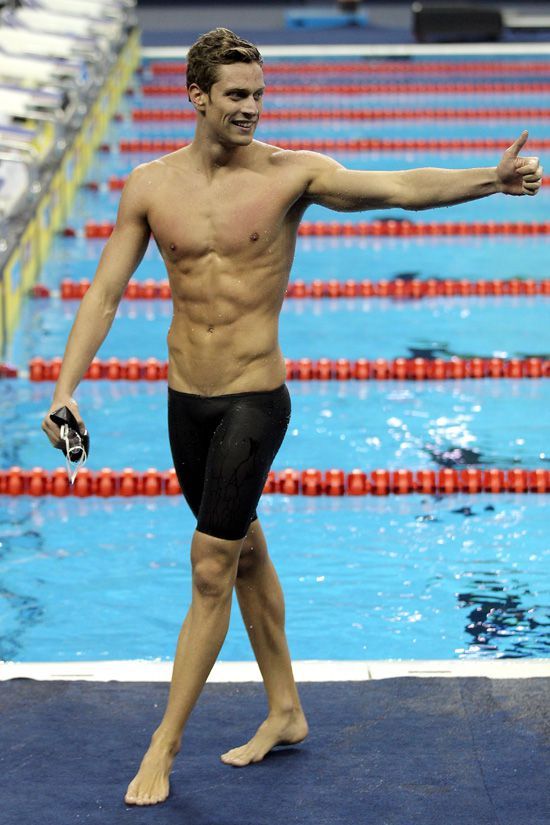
[148,169,304,259]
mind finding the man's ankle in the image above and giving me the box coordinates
[151,726,182,752]
[268,702,302,717]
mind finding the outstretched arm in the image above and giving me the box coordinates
[42,165,152,445]
[304,131,543,212]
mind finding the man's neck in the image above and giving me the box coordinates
[189,128,252,174]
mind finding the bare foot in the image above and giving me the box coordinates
[220,708,308,767]
[124,734,180,806]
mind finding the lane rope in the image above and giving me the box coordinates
[1,466,547,496]
[33,278,550,301]
[120,135,550,152]
[78,220,550,239]
[131,107,550,122]
[147,59,550,77]
[5,356,547,382]
[140,81,550,95]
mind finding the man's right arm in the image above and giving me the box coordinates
[42,165,152,445]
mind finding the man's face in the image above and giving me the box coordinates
[201,62,265,145]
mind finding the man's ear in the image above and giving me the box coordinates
[188,83,206,111]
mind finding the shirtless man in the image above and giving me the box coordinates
[41,28,542,807]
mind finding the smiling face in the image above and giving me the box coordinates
[190,61,265,147]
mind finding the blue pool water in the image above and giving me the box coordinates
[38,235,550,284]
[2,379,549,472]
[1,493,547,661]
[1,57,549,663]
[10,294,550,363]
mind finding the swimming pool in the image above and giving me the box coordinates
[1,492,547,662]
[1,52,548,665]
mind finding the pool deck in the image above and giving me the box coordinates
[1,665,549,824]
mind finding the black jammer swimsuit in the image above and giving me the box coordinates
[167,383,291,541]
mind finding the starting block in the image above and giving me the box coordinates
[285,6,370,29]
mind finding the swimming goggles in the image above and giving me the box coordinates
[49,406,90,484]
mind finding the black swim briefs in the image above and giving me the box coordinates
[167,383,291,541]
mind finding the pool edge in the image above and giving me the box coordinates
[1,658,549,682]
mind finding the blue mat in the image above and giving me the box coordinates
[1,677,549,824]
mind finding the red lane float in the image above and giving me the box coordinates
[141,81,550,95]
[108,175,126,189]
[148,60,550,77]
[27,356,550,382]
[121,135,550,153]
[132,107,550,122]
[1,466,548,496]
[83,219,550,239]
[0,467,180,497]
[296,221,550,237]
[46,277,550,301]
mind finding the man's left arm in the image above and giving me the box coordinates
[305,131,543,212]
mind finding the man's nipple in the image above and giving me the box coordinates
[249,232,259,242]
[169,243,176,251]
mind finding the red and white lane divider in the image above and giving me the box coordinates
[141,81,550,96]
[31,277,550,301]
[0,356,544,382]
[147,60,550,77]
[1,466,548,497]
[3,357,549,381]
[75,219,550,239]
[131,106,550,122]
[119,136,550,152]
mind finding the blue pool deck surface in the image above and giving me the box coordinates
[1,674,549,825]
[2,28,550,824]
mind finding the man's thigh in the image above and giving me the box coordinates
[197,386,291,541]
[167,388,212,519]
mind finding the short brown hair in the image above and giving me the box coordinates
[186,28,263,96]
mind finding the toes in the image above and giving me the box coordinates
[221,747,243,760]
[220,750,249,767]
[125,790,165,806]
[221,748,259,767]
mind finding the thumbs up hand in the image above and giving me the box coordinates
[496,131,543,196]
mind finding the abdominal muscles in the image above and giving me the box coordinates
[165,261,288,395]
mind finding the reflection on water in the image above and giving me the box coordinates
[457,577,549,658]
[0,517,45,661]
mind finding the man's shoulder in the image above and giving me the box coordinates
[124,159,162,192]
[122,151,188,204]
[129,151,187,182]
[254,141,336,171]
[256,142,340,175]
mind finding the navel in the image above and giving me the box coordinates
[249,232,259,242]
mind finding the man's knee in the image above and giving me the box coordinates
[236,519,268,578]
[191,530,244,598]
